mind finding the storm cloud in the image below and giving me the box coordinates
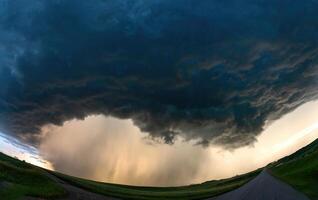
[1,0,318,148]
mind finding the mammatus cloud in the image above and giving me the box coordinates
[1,0,318,148]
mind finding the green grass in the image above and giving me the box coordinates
[51,168,261,200]
[0,152,65,200]
[270,139,318,200]
[3,138,317,200]
[0,150,261,200]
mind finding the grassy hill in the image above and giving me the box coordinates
[51,169,260,200]
[270,138,318,200]
[0,151,260,200]
[53,138,318,200]
[0,138,317,199]
[0,152,65,199]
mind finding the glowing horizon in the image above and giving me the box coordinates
[1,100,317,186]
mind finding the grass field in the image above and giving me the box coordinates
[51,169,260,200]
[1,138,317,200]
[0,150,261,200]
[0,152,65,200]
[270,139,318,200]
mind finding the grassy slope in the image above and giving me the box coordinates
[0,152,65,200]
[53,138,318,200]
[2,138,317,200]
[51,169,261,200]
[0,150,261,200]
[270,139,318,200]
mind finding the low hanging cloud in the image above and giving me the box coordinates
[1,0,318,148]
[39,115,211,186]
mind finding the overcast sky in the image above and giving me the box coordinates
[1,0,318,186]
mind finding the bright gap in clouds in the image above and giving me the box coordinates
[37,100,318,186]
[1,100,318,186]
[0,132,52,169]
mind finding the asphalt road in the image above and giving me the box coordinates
[208,170,310,200]
[23,169,309,200]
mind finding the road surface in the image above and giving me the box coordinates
[23,169,309,200]
[208,170,309,200]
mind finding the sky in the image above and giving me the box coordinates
[0,132,52,169]
[1,100,318,186]
[39,100,318,186]
[1,0,318,186]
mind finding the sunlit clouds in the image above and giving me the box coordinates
[36,100,318,186]
[1,100,317,186]
[39,116,209,186]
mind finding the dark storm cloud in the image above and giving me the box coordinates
[1,0,318,148]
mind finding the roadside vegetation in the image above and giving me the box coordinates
[51,169,260,200]
[0,149,261,200]
[270,139,318,200]
[0,152,65,200]
[1,139,317,200]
